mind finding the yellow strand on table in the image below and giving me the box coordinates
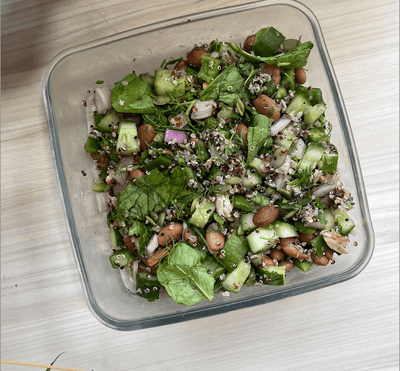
[1,360,87,371]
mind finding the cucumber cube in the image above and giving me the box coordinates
[221,259,251,293]
[256,265,285,286]
[247,225,279,254]
[116,119,140,155]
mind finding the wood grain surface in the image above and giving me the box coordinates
[1,0,399,370]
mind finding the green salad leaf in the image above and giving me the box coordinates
[128,221,152,256]
[111,73,156,114]
[247,112,273,165]
[115,167,200,223]
[157,242,215,306]
[228,41,314,68]
[199,64,245,106]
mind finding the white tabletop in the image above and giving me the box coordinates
[1,0,399,370]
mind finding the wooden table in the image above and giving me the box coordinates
[2,0,399,370]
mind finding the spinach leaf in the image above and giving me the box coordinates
[115,167,199,223]
[170,166,200,207]
[111,73,156,114]
[228,41,314,68]
[157,242,215,306]
[128,221,152,256]
[199,64,245,106]
[115,170,172,222]
[246,113,273,165]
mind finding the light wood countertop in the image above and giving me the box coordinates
[1,0,399,370]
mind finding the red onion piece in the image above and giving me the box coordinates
[164,129,186,143]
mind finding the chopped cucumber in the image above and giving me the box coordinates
[241,170,262,188]
[221,259,251,293]
[294,221,316,235]
[95,109,120,133]
[272,220,298,238]
[310,234,328,257]
[333,209,355,236]
[109,226,124,249]
[116,119,140,155]
[92,183,110,192]
[246,225,279,254]
[84,137,101,153]
[109,248,134,269]
[244,265,257,286]
[320,152,338,173]
[252,27,286,57]
[285,92,311,116]
[233,195,252,212]
[137,272,160,302]
[257,265,285,286]
[293,259,312,272]
[154,69,185,97]
[297,143,325,171]
[240,213,257,233]
[303,104,326,126]
[249,157,268,177]
[189,198,215,228]
[322,209,335,230]
[202,255,226,279]
[215,230,249,272]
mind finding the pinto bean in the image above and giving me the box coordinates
[263,63,281,86]
[294,68,307,84]
[311,253,329,266]
[236,124,248,149]
[253,205,279,227]
[243,34,255,51]
[269,248,286,262]
[252,94,280,122]
[158,222,183,247]
[187,47,207,67]
[279,260,294,272]
[280,237,309,260]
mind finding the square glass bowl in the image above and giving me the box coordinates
[42,0,374,331]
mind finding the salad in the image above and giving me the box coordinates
[83,27,356,307]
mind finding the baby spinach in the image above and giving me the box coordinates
[228,41,314,68]
[157,242,215,306]
[111,73,156,114]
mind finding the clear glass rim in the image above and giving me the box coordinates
[41,0,375,331]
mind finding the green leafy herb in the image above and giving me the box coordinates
[247,112,273,164]
[157,242,215,306]
[228,41,314,68]
[129,221,152,256]
[116,167,200,223]
[111,73,156,114]
[199,64,245,106]
[287,168,313,190]
[95,80,104,84]
[46,352,66,371]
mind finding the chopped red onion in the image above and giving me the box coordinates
[164,129,187,143]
